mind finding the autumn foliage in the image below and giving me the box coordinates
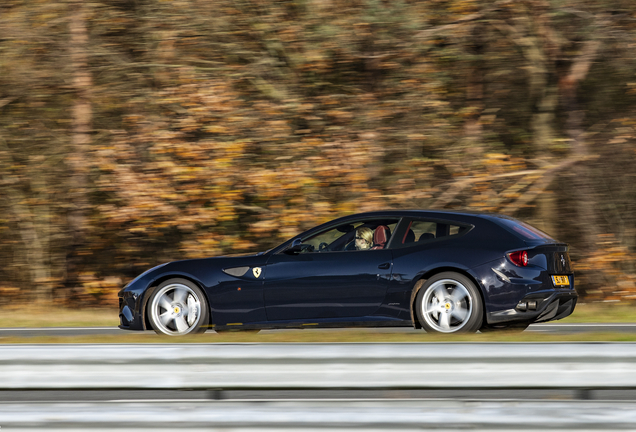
[1,0,636,305]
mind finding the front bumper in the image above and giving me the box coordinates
[118,287,147,331]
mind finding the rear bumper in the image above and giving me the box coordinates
[487,289,578,325]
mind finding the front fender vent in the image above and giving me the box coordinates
[223,266,250,277]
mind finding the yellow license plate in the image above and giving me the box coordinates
[552,275,570,287]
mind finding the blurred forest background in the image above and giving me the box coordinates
[1,0,635,307]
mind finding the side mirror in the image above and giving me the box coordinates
[284,238,304,255]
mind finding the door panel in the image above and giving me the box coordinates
[264,250,393,321]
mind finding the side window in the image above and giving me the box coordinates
[301,222,362,253]
[397,219,470,248]
[300,219,399,253]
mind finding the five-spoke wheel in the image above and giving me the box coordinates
[147,278,209,336]
[415,272,482,334]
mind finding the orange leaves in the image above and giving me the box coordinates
[448,0,480,17]
[575,234,636,302]
[77,273,122,307]
[205,125,229,134]
[4,0,634,307]
[93,76,271,258]
[482,153,527,176]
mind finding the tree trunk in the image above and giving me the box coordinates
[492,6,560,232]
[529,6,560,235]
[6,185,51,302]
[560,41,601,255]
[463,23,485,165]
[531,82,559,236]
[66,0,92,299]
[0,151,51,302]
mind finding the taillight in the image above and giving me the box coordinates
[508,250,528,267]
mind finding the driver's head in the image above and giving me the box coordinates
[355,227,373,250]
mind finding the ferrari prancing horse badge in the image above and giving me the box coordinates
[252,267,262,278]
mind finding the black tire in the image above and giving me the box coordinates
[415,272,483,334]
[147,278,209,336]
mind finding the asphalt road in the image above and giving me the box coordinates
[0,323,635,337]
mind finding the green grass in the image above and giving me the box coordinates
[559,302,636,323]
[0,306,117,328]
[2,330,636,344]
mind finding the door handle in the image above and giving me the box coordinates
[378,263,391,269]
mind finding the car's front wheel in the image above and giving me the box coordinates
[415,272,483,334]
[147,278,209,336]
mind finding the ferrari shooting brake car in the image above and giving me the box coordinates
[118,210,577,335]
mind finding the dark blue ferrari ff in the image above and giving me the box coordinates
[118,210,577,335]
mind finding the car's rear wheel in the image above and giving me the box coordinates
[148,278,209,336]
[415,272,483,334]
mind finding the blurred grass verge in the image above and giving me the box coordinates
[2,331,636,344]
[0,307,116,328]
[560,303,636,323]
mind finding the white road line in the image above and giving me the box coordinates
[531,323,636,327]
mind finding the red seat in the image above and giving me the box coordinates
[371,225,390,250]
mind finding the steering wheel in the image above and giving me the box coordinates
[318,242,329,252]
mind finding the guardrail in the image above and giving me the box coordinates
[2,343,636,391]
[2,343,636,430]
[2,399,636,431]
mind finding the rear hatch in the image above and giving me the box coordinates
[491,215,574,288]
[530,243,572,273]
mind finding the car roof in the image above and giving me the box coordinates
[336,209,504,220]
[297,210,506,238]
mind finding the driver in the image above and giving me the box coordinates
[355,227,373,251]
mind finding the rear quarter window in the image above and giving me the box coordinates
[393,219,472,248]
